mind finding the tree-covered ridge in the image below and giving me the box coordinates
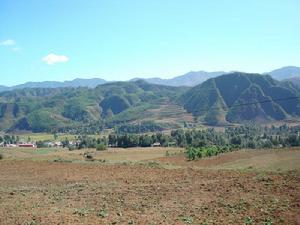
[1,73,300,132]
[181,72,300,125]
[0,81,187,132]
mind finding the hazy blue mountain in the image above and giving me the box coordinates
[268,66,300,80]
[1,66,300,93]
[132,71,226,86]
[0,86,9,92]
[0,78,107,92]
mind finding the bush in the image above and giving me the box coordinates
[0,153,3,160]
[68,145,76,151]
[186,145,236,160]
[96,143,107,151]
[36,141,47,148]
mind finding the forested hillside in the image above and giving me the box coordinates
[0,80,187,133]
[1,73,300,133]
[180,72,300,125]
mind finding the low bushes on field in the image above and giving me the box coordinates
[96,143,107,151]
[186,145,237,160]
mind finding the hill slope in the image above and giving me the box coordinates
[1,73,300,132]
[286,76,300,88]
[180,73,300,125]
[0,81,188,133]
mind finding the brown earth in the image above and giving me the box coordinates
[0,148,299,225]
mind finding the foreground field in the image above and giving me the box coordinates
[0,147,299,224]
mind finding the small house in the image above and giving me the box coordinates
[18,143,36,148]
[152,142,161,147]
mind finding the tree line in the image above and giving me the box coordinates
[68,124,300,150]
[2,125,300,155]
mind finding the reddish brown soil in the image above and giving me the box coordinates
[0,160,299,225]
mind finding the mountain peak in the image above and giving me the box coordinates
[268,66,300,80]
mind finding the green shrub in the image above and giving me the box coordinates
[96,143,107,151]
[68,145,76,151]
[0,153,3,160]
[36,141,47,148]
[186,145,236,160]
[186,147,197,160]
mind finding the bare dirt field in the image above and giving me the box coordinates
[0,147,299,225]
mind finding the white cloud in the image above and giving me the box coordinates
[0,39,16,46]
[42,53,69,65]
[12,47,20,52]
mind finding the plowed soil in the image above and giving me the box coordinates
[0,148,299,225]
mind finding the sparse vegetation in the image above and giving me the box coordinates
[186,145,236,160]
[0,147,299,224]
[96,143,107,151]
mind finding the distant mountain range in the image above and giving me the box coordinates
[0,78,107,92]
[131,71,227,86]
[0,72,300,132]
[138,66,300,87]
[267,66,300,81]
[1,66,300,93]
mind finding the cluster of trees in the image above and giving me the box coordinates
[67,135,108,150]
[186,145,236,160]
[116,121,164,134]
[170,125,300,149]
[108,133,173,148]
[2,125,300,162]
[50,125,300,151]
[0,135,19,144]
[57,121,105,134]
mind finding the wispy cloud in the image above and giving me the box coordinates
[0,39,16,46]
[42,53,69,65]
[12,47,20,52]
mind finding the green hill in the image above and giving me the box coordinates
[0,81,188,133]
[1,73,300,132]
[180,72,300,125]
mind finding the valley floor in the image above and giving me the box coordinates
[0,147,299,224]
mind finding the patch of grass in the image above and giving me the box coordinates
[0,153,3,160]
[145,161,160,168]
[33,148,55,155]
[97,209,109,218]
[244,216,254,224]
[179,215,194,224]
[263,218,273,225]
[24,221,36,225]
[73,207,92,217]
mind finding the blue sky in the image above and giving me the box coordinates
[1,0,299,86]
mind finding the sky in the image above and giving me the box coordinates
[0,0,300,86]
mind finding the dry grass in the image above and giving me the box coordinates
[158,148,300,172]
